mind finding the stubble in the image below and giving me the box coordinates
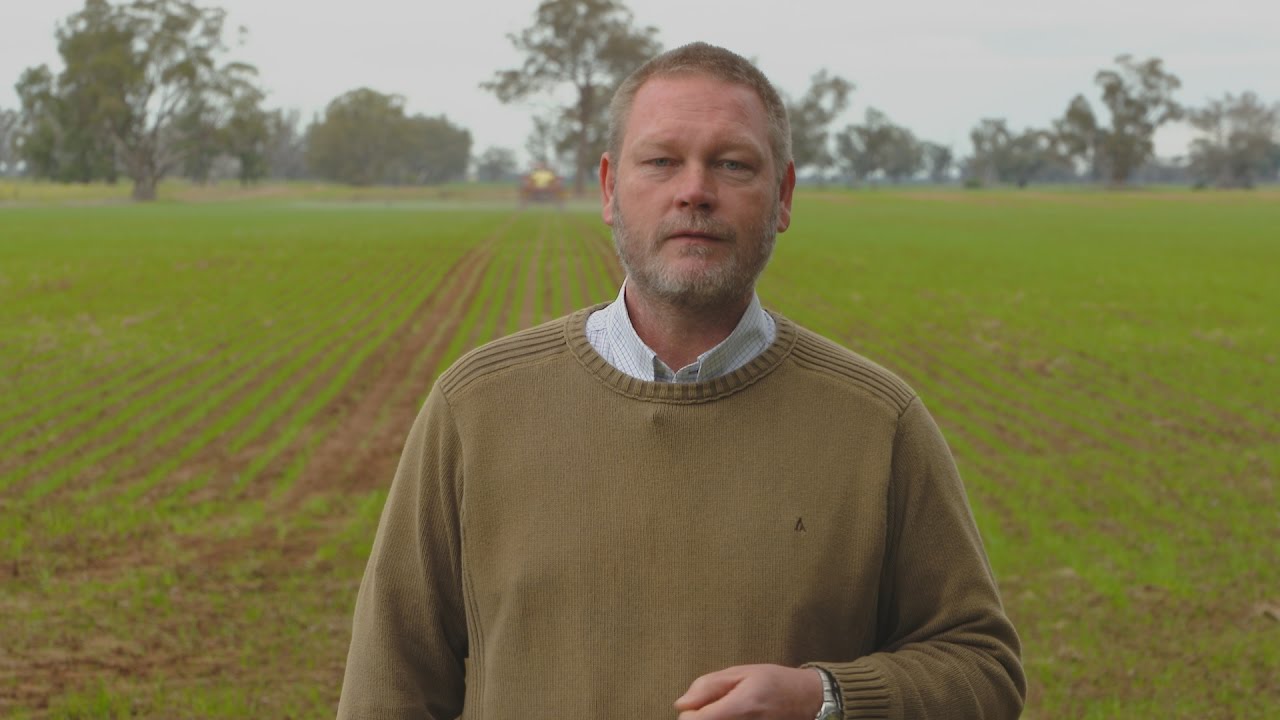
[611,194,779,310]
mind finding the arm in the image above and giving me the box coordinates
[809,396,1025,719]
[337,386,468,720]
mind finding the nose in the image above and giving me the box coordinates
[673,165,716,213]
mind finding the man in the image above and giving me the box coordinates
[338,42,1024,719]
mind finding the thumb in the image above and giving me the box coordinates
[674,668,743,711]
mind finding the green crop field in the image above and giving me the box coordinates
[1,186,1277,718]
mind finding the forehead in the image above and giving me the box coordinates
[623,74,770,151]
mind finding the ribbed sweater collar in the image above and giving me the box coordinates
[564,303,798,404]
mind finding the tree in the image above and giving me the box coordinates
[1054,94,1102,180]
[516,105,595,179]
[13,66,64,179]
[263,108,307,179]
[172,81,267,184]
[1187,92,1280,188]
[1092,55,1182,185]
[834,108,884,184]
[483,0,660,196]
[306,88,407,185]
[1003,129,1061,187]
[0,109,17,175]
[788,70,854,181]
[965,119,1066,187]
[21,0,261,199]
[40,0,124,183]
[173,95,223,182]
[922,142,953,183]
[400,114,471,185]
[306,88,471,186]
[14,62,119,182]
[881,126,923,182]
[834,108,921,185]
[476,146,518,182]
[965,118,1012,186]
[525,113,553,168]
[222,85,270,185]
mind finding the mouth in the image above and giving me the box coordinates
[667,230,724,242]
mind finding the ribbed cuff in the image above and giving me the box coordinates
[803,661,891,719]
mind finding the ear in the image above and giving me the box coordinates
[599,152,615,226]
[776,160,797,233]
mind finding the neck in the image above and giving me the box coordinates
[623,282,752,371]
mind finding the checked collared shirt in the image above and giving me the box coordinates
[585,283,775,383]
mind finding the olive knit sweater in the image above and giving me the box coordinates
[337,307,1025,719]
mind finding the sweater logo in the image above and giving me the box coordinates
[794,517,806,532]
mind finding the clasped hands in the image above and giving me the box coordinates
[674,664,824,720]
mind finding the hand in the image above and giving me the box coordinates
[673,664,824,720]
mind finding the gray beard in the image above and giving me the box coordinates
[611,195,779,310]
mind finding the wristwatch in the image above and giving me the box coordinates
[813,667,842,720]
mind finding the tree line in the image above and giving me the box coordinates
[480,1,1280,191]
[0,0,472,200]
[2,0,1278,201]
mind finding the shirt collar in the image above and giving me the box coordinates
[598,280,775,383]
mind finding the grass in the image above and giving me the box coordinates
[2,186,1277,718]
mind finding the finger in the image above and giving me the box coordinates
[673,668,744,711]
[677,688,755,720]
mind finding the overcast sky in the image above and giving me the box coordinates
[3,0,1278,164]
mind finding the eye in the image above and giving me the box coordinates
[719,159,750,172]
[647,157,675,167]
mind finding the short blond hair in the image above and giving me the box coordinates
[607,42,792,183]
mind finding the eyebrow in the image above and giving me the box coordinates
[628,135,766,158]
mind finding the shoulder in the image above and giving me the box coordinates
[779,316,917,416]
[436,309,585,399]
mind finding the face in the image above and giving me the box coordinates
[600,74,796,309]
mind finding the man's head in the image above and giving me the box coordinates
[607,43,792,186]
[601,43,796,311]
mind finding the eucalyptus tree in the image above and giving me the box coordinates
[0,109,18,175]
[1093,55,1182,185]
[263,109,307,180]
[921,142,954,184]
[306,88,406,186]
[18,0,261,199]
[1188,92,1279,188]
[788,70,854,181]
[966,119,1067,187]
[1054,94,1102,180]
[306,88,471,186]
[483,0,660,195]
[835,108,922,184]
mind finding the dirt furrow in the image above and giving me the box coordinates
[489,244,525,340]
[1,267,359,480]
[561,216,580,312]
[518,218,547,329]
[0,259,353,446]
[541,217,564,320]
[8,264,420,501]
[1071,350,1279,446]
[461,253,507,354]
[570,227,593,308]
[280,238,500,505]
[567,215,623,288]
[567,215,613,305]
[153,248,475,507]
[274,213,518,507]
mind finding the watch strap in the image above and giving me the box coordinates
[813,666,842,719]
